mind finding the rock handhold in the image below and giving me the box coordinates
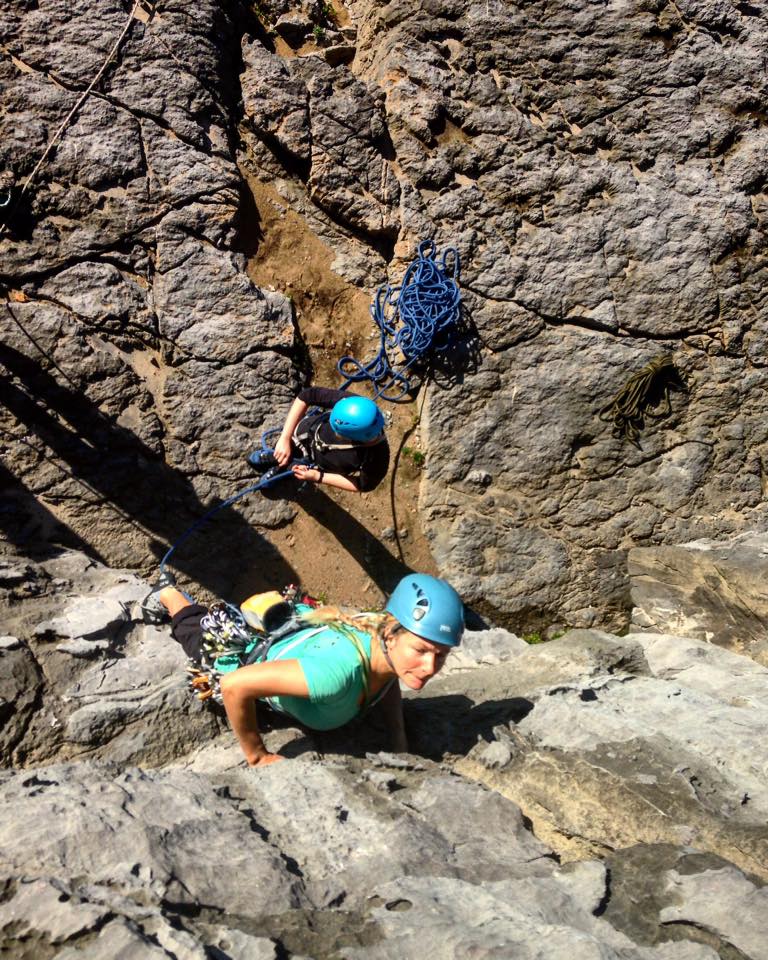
[629,533,768,664]
[35,596,128,646]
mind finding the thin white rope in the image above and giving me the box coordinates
[1,0,142,235]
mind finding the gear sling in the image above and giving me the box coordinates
[187,590,392,711]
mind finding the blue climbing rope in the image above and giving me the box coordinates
[337,239,462,402]
[159,429,309,576]
[158,240,462,576]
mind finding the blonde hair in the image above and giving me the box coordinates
[303,605,402,642]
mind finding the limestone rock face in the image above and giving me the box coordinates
[629,533,768,664]
[2,545,768,958]
[4,0,768,952]
[0,0,299,595]
[230,0,768,627]
[0,548,219,767]
[4,0,768,626]
[345,873,722,960]
[447,628,768,882]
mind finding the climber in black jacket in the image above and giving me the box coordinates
[248,386,389,493]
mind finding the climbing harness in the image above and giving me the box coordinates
[185,586,393,714]
[186,586,315,703]
[337,239,462,401]
[599,355,685,447]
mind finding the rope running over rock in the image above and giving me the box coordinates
[158,430,310,576]
[0,0,143,238]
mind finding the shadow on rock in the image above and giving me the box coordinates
[260,479,413,596]
[406,693,535,760]
[0,460,107,564]
[268,692,536,764]
[423,301,483,393]
[0,343,298,597]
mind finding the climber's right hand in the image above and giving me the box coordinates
[274,435,293,466]
[251,752,286,768]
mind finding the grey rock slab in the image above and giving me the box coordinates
[632,632,768,709]
[241,39,311,162]
[659,866,768,960]
[398,773,554,876]
[216,759,554,908]
[6,557,214,765]
[38,262,154,341]
[60,629,218,763]
[220,760,459,908]
[0,763,303,917]
[410,629,651,760]
[286,57,401,240]
[0,877,108,943]
[0,0,302,583]
[629,534,768,664]
[164,733,247,775]
[516,676,768,803]
[154,229,294,364]
[453,629,768,878]
[476,739,513,770]
[0,635,43,763]
[343,875,718,960]
[274,15,310,49]
[35,596,128,643]
[0,876,223,959]
[439,626,528,677]
[56,638,111,657]
[324,45,357,68]
[433,636,617,713]
[52,917,198,959]
[420,329,768,630]
[200,926,280,959]
[601,844,768,958]
[0,560,43,592]
[364,751,425,771]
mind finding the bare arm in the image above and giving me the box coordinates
[219,659,309,766]
[291,464,360,492]
[377,681,408,752]
[274,397,309,465]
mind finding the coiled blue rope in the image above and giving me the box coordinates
[337,239,462,402]
[158,240,462,576]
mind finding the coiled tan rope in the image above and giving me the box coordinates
[599,354,683,446]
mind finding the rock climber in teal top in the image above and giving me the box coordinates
[153,574,464,767]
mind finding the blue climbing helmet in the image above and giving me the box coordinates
[385,574,464,647]
[329,395,385,442]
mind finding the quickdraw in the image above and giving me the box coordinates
[186,585,320,704]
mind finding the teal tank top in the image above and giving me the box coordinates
[213,609,374,731]
[263,622,372,731]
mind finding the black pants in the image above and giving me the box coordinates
[171,604,207,661]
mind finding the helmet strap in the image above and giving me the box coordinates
[378,623,399,673]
